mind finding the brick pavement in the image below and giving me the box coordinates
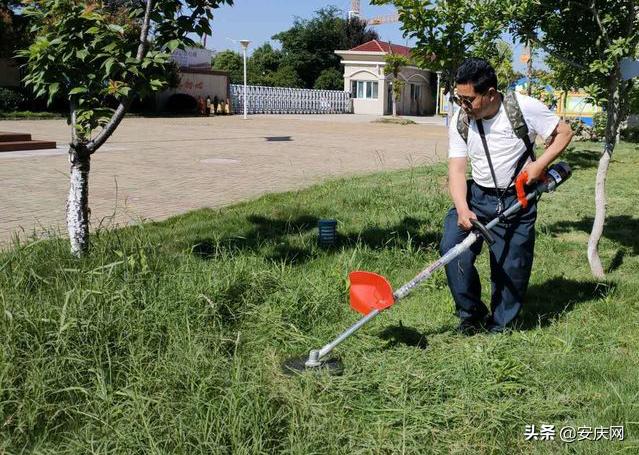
[0,114,447,247]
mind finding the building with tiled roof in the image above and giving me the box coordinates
[335,39,436,116]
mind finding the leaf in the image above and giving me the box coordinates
[47,82,60,105]
[107,24,124,35]
[76,49,89,61]
[69,87,88,95]
[149,79,164,90]
[166,40,181,52]
[104,58,116,76]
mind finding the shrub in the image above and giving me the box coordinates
[0,87,26,111]
[313,68,343,90]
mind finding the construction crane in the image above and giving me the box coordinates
[348,0,399,25]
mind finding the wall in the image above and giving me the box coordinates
[343,63,385,116]
[156,69,229,111]
[339,55,435,116]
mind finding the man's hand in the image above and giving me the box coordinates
[457,207,478,231]
[522,160,546,184]
[525,120,574,184]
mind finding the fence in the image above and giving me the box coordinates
[230,84,352,115]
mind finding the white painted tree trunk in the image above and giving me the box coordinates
[66,147,91,257]
[588,145,611,278]
[392,83,398,117]
[587,72,623,279]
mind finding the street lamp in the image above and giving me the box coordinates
[239,39,251,119]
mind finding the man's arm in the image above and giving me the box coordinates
[449,157,477,230]
[525,120,573,183]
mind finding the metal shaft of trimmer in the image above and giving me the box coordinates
[305,184,547,367]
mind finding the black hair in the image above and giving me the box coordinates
[455,58,498,94]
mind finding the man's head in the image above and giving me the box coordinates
[454,58,500,119]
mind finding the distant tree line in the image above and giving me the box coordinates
[213,6,379,90]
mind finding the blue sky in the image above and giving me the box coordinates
[207,1,529,71]
[208,1,418,54]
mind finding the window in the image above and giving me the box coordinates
[351,80,378,99]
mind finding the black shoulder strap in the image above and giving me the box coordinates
[475,119,501,191]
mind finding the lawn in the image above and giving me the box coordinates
[1,142,638,454]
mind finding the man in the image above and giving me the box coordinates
[440,58,573,334]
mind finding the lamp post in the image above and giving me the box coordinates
[239,39,251,119]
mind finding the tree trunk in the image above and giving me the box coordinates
[526,43,533,96]
[392,82,397,117]
[587,71,622,278]
[67,145,91,257]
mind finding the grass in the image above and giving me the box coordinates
[1,142,639,454]
[373,117,418,125]
[0,111,65,120]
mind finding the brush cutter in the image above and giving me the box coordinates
[283,162,572,375]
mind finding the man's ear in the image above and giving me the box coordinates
[488,87,497,102]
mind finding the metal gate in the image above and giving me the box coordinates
[230,84,352,114]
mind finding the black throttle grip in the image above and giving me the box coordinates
[470,219,495,245]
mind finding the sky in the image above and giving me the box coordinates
[207,1,530,72]
[207,1,419,54]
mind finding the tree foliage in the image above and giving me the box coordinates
[212,50,243,84]
[498,0,638,277]
[372,0,503,97]
[313,68,343,90]
[21,0,232,142]
[490,40,516,91]
[19,0,233,256]
[384,53,410,116]
[212,8,377,90]
[273,6,378,89]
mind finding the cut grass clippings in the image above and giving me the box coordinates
[1,142,638,454]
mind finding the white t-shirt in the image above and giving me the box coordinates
[448,93,560,188]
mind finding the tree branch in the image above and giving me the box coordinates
[528,36,587,71]
[589,0,611,47]
[86,0,154,153]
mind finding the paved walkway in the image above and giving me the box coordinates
[0,114,448,246]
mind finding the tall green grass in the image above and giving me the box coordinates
[1,143,638,454]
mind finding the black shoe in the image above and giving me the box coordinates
[456,318,484,336]
[484,318,508,335]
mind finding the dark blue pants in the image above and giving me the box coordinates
[439,181,537,329]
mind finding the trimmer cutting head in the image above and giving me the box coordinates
[282,355,344,376]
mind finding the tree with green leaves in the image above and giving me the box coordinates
[372,0,503,113]
[490,40,516,91]
[314,68,343,90]
[273,6,378,89]
[383,53,410,117]
[498,0,638,278]
[212,50,243,84]
[20,0,233,256]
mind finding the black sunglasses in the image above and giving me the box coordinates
[453,91,489,108]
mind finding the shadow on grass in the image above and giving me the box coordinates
[192,214,319,263]
[549,215,638,272]
[563,147,601,170]
[378,322,429,350]
[191,214,441,265]
[337,217,441,251]
[517,277,615,330]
